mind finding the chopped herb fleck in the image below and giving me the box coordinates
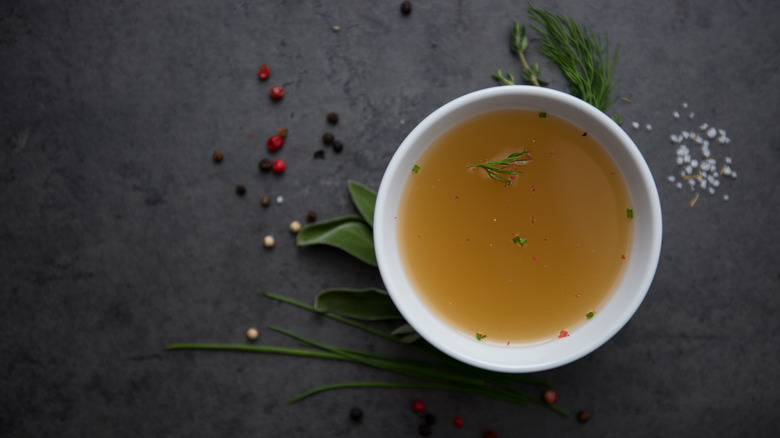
[513,236,527,246]
[476,332,486,341]
[626,208,634,218]
[586,311,594,319]
[412,164,420,174]
[539,111,547,118]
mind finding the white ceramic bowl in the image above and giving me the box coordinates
[374,86,662,373]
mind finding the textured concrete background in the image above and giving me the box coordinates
[1,0,778,436]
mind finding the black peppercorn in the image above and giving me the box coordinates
[212,150,223,163]
[350,407,363,422]
[322,132,334,145]
[332,139,343,153]
[423,413,436,425]
[401,1,412,15]
[326,112,339,124]
[418,423,431,436]
[235,185,246,196]
[313,149,325,159]
[259,158,273,172]
[577,410,591,423]
[306,210,317,222]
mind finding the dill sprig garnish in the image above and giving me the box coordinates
[528,4,619,112]
[493,23,547,87]
[469,151,531,185]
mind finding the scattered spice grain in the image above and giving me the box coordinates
[418,424,431,436]
[411,399,426,414]
[212,150,223,163]
[542,389,558,404]
[313,150,325,159]
[261,196,271,207]
[332,139,344,153]
[246,327,259,340]
[452,416,465,428]
[235,185,246,196]
[259,158,273,172]
[322,132,334,144]
[306,210,317,222]
[326,112,339,124]
[289,220,302,234]
[272,159,286,174]
[257,64,270,80]
[350,407,363,422]
[269,86,285,100]
[401,1,412,14]
[267,135,285,152]
[577,410,591,423]
[263,235,275,248]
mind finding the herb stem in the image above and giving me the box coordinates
[165,343,343,360]
[268,325,487,387]
[470,151,532,185]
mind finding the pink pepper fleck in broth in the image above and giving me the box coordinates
[558,330,569,338]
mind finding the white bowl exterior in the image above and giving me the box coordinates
[374,86,662,373]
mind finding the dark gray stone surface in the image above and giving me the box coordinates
[1,1,778,436]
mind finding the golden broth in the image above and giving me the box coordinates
[398,109,633,344]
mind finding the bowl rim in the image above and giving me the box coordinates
[374,85,662,373]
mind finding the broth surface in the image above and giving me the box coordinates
[398,109,633,344]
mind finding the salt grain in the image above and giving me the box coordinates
[631,121,640,130]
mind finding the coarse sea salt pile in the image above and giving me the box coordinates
[630,102,736,206]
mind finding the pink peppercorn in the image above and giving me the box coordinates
[453,416,465,428]
[269,86,285,100]
[272,160,286,174]
[257,64,270,80]
[267,135,284,152]
[411,399,425,414]
[542,389,558,404]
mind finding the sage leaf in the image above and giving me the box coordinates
[390,323,417,336]
[297,215,377,266]
[398,333,422,344]
[347,180,376,227]
[390,323,421,343]
[314,288,402,320]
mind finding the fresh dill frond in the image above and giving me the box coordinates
[528,4,619,112]
[493,22,547,87]
[469,151,532,185]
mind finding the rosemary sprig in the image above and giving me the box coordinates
[469,151,531,185]
[528,4,619,112]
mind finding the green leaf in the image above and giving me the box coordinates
[297,215,377,266]
[390,323,417,336]
[347,180,377,227]
[391,323,421,343]
[314,288,402,320]
[493,69,516,86]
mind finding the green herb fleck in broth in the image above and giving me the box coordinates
[470,151,531,185]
